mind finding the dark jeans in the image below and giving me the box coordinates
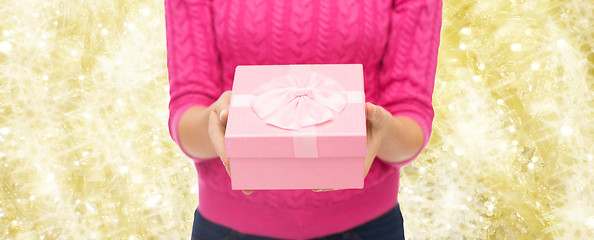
[192,204,405,240]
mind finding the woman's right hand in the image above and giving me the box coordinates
[207,90,232,176]
[207,91,253,195]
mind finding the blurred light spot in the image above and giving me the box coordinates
[560,125,573,136]
[454,149,463,156]
[527,162,534,170]
[82,151,89,157]
[53,21,58,26]
[478,63,485,70]
[556,39,568,48]
[101,29,109,35]
[33,13,39,18]
[585,217,594,228]
[510,43,522,51]
[0,41,13,53]
[0,128,9,135]
[472,75,482,82]
[85,202,96,214]
[42,75,49,81]
[509,126,516,133]
[460,27,471,35]
[46,173,55,182]
[98,23,103,28]
[459,43,468,50]
[485,202,494,211]
[142,7,151,16]
[126,22,136,30]
[71,50,77,56]
[119,165,130,174]
[451,162,458,168]
[531,62,540,70]
[497,99,505,105]
[78,75,85,80]
[531,156,538,162]
[29,195,36,201]
[145,195,162,207]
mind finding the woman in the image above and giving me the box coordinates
[165,0,442,239]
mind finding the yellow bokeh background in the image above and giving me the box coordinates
[1,0,592,239]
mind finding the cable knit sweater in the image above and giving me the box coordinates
[165,0,441,239]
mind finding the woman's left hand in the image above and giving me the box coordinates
[363,102,391,177]
[313,102,390,192]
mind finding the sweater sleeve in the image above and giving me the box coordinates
[377,0,442,168]
[165,0,222,160]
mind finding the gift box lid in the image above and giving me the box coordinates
[225,64,366,159]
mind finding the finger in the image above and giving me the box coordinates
[365,102,378,121]
[364,152,376,178]
[209,110,230,176]
[219,108,228,125]
[216,91,232,126]
[242,190,253,195]
[312,188,343,192]
[364,133,381,178]
[366,102,392,128]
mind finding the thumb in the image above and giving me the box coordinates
[219,108,229,125]
[366,102,379,122]
[217,91,232,125]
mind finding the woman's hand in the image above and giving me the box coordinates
[363,102,391,177]
[207,91,231,175]
[313,102,390,192]
[207,91,253,195]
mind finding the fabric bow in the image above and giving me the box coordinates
[250,71,348,130]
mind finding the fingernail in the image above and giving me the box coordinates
[219,109,227,121]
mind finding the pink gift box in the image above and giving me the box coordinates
[225,64,366,190]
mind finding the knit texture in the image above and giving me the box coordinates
[165,0,441,238]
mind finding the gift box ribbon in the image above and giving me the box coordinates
[230,70,365,158]
[250,71,348,130]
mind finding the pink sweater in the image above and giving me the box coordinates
[165,0,441,239]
